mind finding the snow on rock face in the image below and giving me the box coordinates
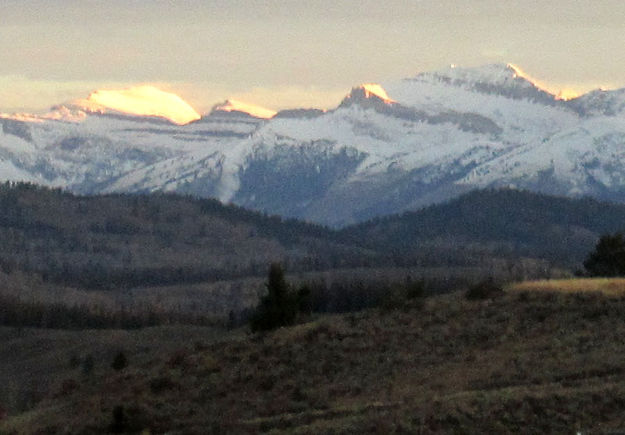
[70,85,201,125]
[569,88,625,117]
[339,83,396,108]
[384,64,582,148]
[415,64,538,91]
[359,84,395,103]
[404,63,563,107]
[210,99,277,119]
[3,63,625,226]
[273,108,326,119]
[0,157,38,183]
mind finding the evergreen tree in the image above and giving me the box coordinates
[250,263,298,331]
[584,233,625,277]
[111,351,128,371]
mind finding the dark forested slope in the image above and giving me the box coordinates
[2,184,625,291]
[341,189,625,267]
[0,183,375,290]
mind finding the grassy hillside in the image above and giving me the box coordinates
[509,277,625,295]
[4,287,625,433]
[341,188,625,267]
[0,324,230,419]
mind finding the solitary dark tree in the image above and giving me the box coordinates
[109,405,126,433]
[250,263,298,331]
[111,351,128,371]
[584,233,625,277]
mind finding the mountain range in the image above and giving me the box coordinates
[2,63,625,226]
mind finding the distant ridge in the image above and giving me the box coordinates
[209,99,277,119]
[67,85,201,124]
[3,63,625,226]
[341,188,625,267]
[2,183,625,271]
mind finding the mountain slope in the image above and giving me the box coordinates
[6,289,625,433]
[67,85,201,124]
[3,184,625,278]
[340,189,625,267]
[3,64,625,225]
[0,183,376,292]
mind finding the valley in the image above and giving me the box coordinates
[0,184,624,432]
[3,63,625,433]
[4,2,625,433]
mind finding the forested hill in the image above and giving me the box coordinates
[0,183,375,290]
[2,184,625,291]
[340,189,625,267]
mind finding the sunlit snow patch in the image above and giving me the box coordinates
[72,85,201,125]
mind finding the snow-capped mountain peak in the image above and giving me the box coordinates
[417,63,536,88]
[3,63,625,227]
[209,99,277,119]
[508,64,577,101]
[359,83,395,103]
[69,85,201,125]
[405,63,565,106]
[0,107,88,124]
[339,83,396,109]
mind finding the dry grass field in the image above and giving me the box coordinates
[508,277,625,296]
[4,286,625,433]
[0,325,232,419]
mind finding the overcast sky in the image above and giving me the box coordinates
[2,0,625,114]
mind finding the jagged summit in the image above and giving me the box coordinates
[1,85,203,125]
[359,84,396,103]
[209,99,277,119]
[67,85,201,125]
[406,63,567,105]
[414,63,539,88]
[339,83,396,109]
[4,62,625,227]
[404,63,573,102]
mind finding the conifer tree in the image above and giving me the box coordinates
[111,351,128,371]
[584,233,625,277]
[250,263,298,331]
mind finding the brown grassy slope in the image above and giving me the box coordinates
[0,325,231,418]
[509,277,625,296]
[4,290,625,433]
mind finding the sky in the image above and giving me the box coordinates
[2,0,625,114]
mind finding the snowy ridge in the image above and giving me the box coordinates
[412,63,544,93]
[70,85,201,125]
[570,88,625,117]
[210,99,277,119]
[2,64,625,226]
